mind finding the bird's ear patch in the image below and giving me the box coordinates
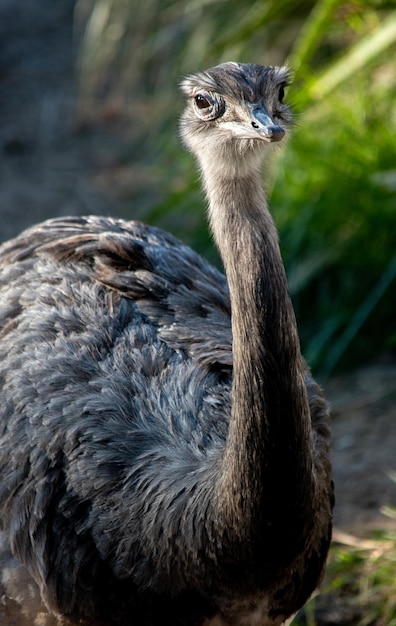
[180,70,220,97]
[180,77,194,97]
[275,66,292,88]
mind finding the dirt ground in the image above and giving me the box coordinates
[0,0,395,624]
[327,362,396,531]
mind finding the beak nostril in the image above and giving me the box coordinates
[251,121,260,129]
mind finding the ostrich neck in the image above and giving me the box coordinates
[203,163,315,553]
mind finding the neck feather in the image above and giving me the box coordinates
[202,162,315,557]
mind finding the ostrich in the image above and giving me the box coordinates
[0,62,333,626]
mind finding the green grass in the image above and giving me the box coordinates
[294,531,396,625]
[272,64,396,375]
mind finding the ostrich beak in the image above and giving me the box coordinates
[247,103,285,143]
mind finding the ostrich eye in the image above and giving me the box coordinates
[193,93,225,121]
[195,94,211,109]
[278,85,285,103]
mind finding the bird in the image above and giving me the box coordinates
[0,62,333,626]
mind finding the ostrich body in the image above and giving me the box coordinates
[0,63,333,626]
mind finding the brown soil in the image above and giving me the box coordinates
[328,362,396,532]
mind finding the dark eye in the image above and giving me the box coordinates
[278,85,286,103]
[195,94,211,109]
[193,93,225,121]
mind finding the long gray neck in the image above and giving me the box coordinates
[203,161,315,560]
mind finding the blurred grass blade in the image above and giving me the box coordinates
[288,0,342,72]
[307,11,396,101]
[322,255,396,377]
[212,0,295,53]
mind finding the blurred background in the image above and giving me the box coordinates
[0,0,396,623]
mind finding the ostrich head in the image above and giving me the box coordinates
[179,62,292,175]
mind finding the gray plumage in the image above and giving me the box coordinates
[0,62,333,626]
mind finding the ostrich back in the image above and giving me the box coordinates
[0,216,235,624]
